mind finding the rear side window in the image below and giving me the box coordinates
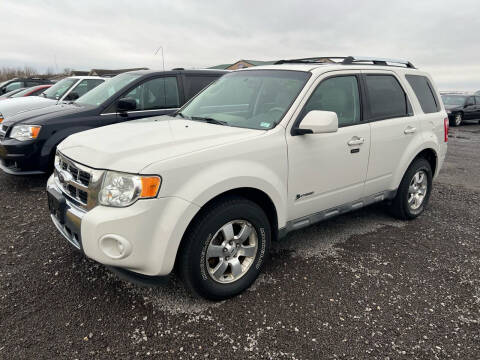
[405,75,439,113]
[365,75,408,120]
[475,96,480,105]
[72,79,104,98]
[184,76,218,101]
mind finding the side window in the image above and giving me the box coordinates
[302,75,360,127]
[5,81,23,92]
[26,81,40,87]
[365,75,408,120]
[184,76,217,100]
[123,77,179,111]
[475,96,480,105]
[72,79,104,98]
[466,96,475,106]
[405,75,439,113]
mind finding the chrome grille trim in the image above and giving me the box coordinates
[54,152,104,210]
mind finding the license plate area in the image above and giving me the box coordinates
[47,187,66,224]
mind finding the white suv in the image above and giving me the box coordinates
[47,56,448,300]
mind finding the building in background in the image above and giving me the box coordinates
[209,59,277,70]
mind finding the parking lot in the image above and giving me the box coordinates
[0,123,479,359]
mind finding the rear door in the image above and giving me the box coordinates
[475,96,480,119]
[362,70,419,196]
[463,96,476,120]
[107,75,182,123]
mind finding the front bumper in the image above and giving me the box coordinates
[0,137,47,174]
[47,175,200,276]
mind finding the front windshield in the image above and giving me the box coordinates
[441,95,466,106]
[42,78,77,100]
[11,87,36,98]
[76,73,142,106]
[179,70,310,130]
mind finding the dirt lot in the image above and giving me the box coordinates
[1,123,479,359]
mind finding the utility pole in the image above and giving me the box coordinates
[154,46,165,71]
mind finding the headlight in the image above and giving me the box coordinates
[10,125,41,141]
[99,171,161,207]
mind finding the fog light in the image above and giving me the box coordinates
[99,234,132,259]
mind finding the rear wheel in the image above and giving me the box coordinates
[390,158,432,220]
[178,196,271,300]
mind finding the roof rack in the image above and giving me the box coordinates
[275,56,416,69]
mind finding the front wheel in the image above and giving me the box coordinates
[450,113,463,127]
[178,196,271,300]
[390,158,432,220]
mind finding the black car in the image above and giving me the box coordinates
[441,93,480,126]
[0,69,226,175]
[0,77,52,95]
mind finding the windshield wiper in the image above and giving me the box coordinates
[174,111,186,118]
[191,116,228,126]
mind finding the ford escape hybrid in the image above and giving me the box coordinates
[47,56,448,300]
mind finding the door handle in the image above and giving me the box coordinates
[404,126,416,134]
[347,136,365,146]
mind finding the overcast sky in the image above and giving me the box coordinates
[2,0,479,90]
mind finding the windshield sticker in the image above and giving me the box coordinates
[260,122,271,128]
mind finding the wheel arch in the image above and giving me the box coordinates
[173,187,280,271]
[393,146,438,190]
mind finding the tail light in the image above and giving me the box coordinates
[444,117,449,142]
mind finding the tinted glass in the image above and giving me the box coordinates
[5,81,23,92]
[302,76,360,127]
[184,76,218,100]
[405,75,439,113]
[180,70,310,130]
[42,78,78,100]
[365,75,407,119]
[26,81,41,87]
[466,97,475,106]
[76,73,141,106]
[70,79,104,98]
[441,95,466,106]
[475,96,480,105]
[123,77,179,110]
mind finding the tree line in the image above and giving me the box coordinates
[0,66,72,82]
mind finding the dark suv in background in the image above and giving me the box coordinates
[0,78,53,94]
[0,69,226,175]
[441,92,480,126]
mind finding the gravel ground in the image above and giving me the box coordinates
[1,122,479,359]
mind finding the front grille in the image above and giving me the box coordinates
[54,152,103,209]
[0,125,7,140]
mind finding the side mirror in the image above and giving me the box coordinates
[294,110,339,135]
[117,98,137,112]
[65,92,79,101]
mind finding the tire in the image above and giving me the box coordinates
[390,158,432,220]
[178,196,271,300]
[450,113,463,127]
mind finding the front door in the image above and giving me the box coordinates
[287,72,370,220]
[114,76,181,122]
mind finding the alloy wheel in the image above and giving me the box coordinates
[205,220,258,284]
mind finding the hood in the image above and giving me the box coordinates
[0,96,57,120]
[444,104,462,111]
[58,116,263,173]
[2,102,87,127]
